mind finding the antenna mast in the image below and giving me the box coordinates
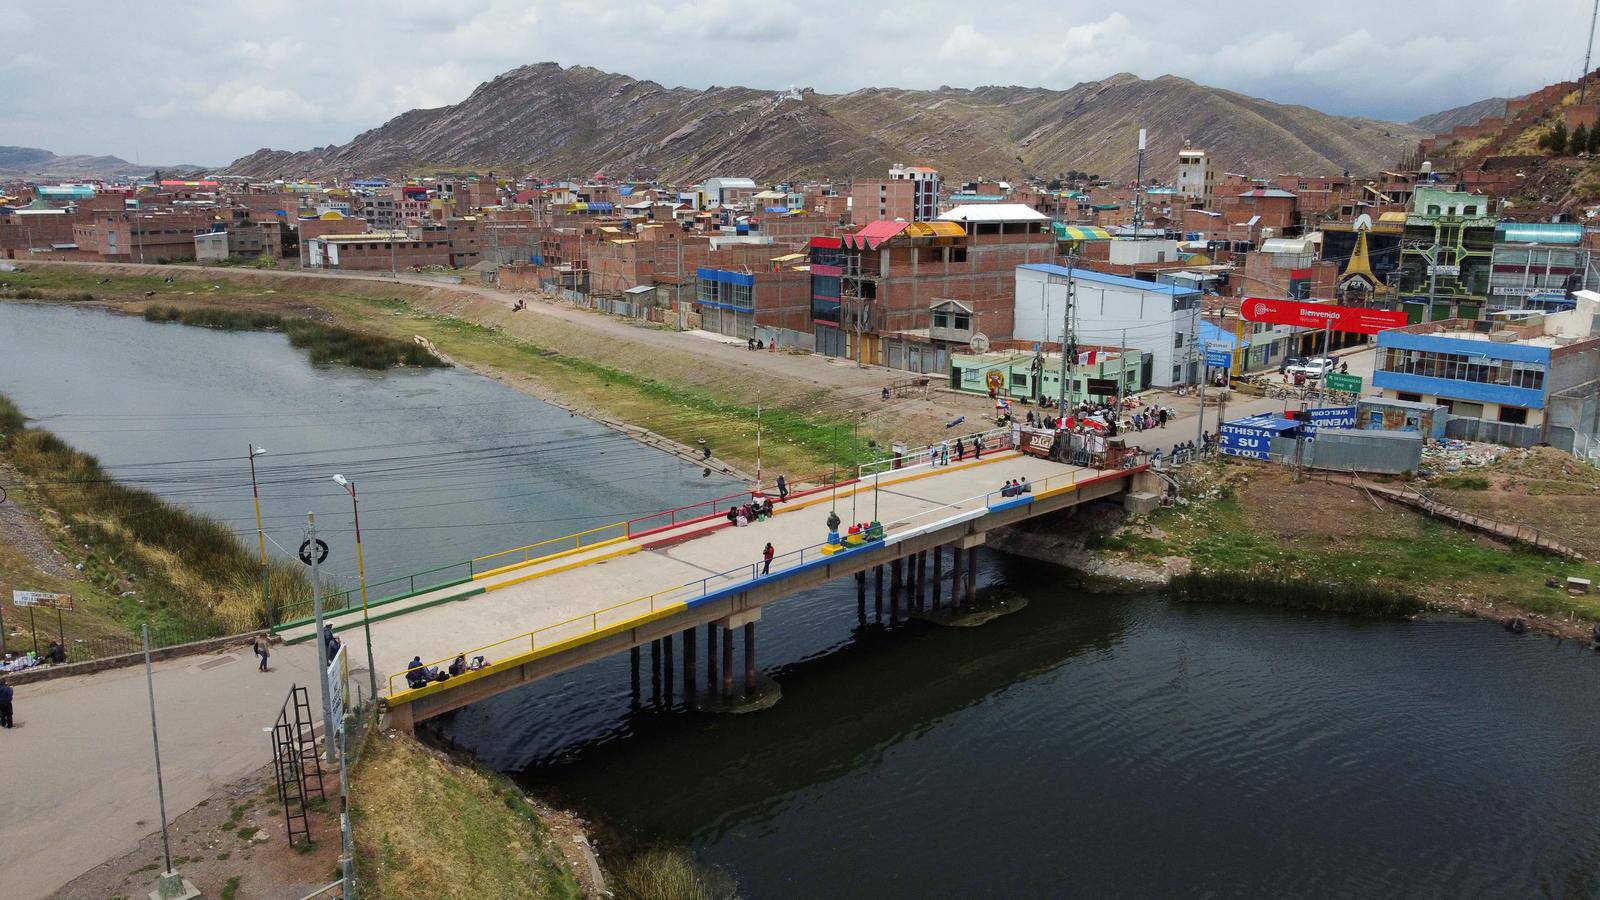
[1585,0,1600,104]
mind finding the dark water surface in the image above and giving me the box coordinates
[0,301,737,591]
[5,302,1598,898]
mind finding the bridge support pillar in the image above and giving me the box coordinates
[874,565,883,622]
[965,547,977,604]
[630,645,641,708]
[721,627,734,696]
[890,557,902,622]
[650,639,661,704]
[706,623,717,689]
[921,547,934,608]
[682,627,696,697]
[743,622,756,695]
[932,546,943,608]
[662,632,674,706]
[951,547,963,607]
[856,571,867,625]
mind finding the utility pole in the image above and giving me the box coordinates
[1055,255,1077,412]
[1585,0,1600,105]
[754,404,763,487]
[1133,128,1148,235]
[248,445,270,626]
[333,475,379,703]
[389,229,398,280]
[306,512,336,766]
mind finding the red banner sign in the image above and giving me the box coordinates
[1240,297,1408,335]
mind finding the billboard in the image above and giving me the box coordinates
[1305,406,1358,430]
[1218,416,1288,460]
[1240,298,1408,334]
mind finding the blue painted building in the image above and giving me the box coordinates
[1374,313,1600,439]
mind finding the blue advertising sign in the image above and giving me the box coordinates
[1205,349,1232,369]
[1219,415,1296,460]
[1305,406,1357,430]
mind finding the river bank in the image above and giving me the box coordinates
[1081,455,1600,639]
[0,263,944,481]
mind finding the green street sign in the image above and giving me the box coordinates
[1325,372,1363,393]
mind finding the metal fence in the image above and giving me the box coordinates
[1,606,247,669]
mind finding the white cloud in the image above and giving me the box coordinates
[9,0,1600,163]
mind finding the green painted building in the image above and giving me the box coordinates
[950,349,1148,404]
[1395,186,1496,322]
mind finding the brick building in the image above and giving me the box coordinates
[303,231,452,270]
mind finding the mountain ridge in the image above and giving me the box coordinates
[0,146,202,180]
[225,62,1426,183]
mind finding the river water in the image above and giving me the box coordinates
[5,302,1599,898]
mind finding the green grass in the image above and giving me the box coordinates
[220,876,241,900]
[612,848,737,900]
[352,731,583,900]
[1436,474,1490,491]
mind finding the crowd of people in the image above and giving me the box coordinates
[406,652,489,689]
[999,477,1033,497]
[1,641,67,674]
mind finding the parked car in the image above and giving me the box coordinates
[1279,355,1306,374]
[1285,356,1337,378]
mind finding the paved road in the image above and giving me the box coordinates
[1,642,321,900]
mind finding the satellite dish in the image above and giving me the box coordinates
[970,332,991,353]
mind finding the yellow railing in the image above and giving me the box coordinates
[471,521,629,575]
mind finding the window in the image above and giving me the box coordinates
[933,311,949,328]
[950,248,967,263]
[953,314,970,330]
[1498,406,1528,424]
[1396,392,1422,402]
[1010,372,1028,388]
[1173,332,1184,348]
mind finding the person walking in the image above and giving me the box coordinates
[0,678,12,729]
[955,437,966,461]
[974,436,983,459]
[776,474,789,502]
[253,635,270,672]
[762,542,775,575]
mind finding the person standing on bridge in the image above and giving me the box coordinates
[776,474,788,502]
[762,542,775,575]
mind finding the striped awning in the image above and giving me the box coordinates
[903,221,966,238]
[1054,223,1112,241]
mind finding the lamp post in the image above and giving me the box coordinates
[247,445,271,626]
[332,474,379,702]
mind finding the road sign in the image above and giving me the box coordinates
[12,590,72,610]
[1241,297,1408,334]
[1204,349,1232,368]
[298,539,329,566]
[1325,372,1363,394]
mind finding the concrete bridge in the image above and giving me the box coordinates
[274,431,1158,730]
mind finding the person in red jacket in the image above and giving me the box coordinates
[762,542,775,575]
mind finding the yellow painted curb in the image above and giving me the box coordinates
[482,543,643,593]
[473,534,628,581]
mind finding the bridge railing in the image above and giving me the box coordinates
[471,521,629,574]
[855,428,1011,479]
[384,457,1123,700]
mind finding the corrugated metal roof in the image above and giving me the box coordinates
[903,221,966,238]
[844,220,909,249]
[1018,262,1198,296]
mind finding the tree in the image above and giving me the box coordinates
[1544,120,1569,154]
[1572,123,1591,156]
[1588,123,1600,154]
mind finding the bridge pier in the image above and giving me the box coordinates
[721,626,734,696]
[706,622,717,689]
[663,632,674,707]
[921,547,934,608]
[856,571,867,625]
[650,638,661,704]
[630,645,640,708]
[890,557,902,622]
[965,547,977,604]
[743,622,756,695]
[682,627,696,697]
[951,546,963,607]
[932,546,944,608]
[874,565,883,622]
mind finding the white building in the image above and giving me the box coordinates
[1015,263,1202,387]
[699,177,758,207]
[888,164,941,221]
[1176,146,1213,202]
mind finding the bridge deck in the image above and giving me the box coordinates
[313,451,1090,701]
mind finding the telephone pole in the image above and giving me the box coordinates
[1584,0,1600,105]
[306,512,336,765]
[1055,255,1077,412]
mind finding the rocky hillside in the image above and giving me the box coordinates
[1411,97,1510,136]
[227,63,1423,183]
[0,146,188,179]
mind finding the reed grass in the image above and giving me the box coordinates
[1,394,309,634]
[612,848,737,900]
[1170,571,1426,617]
[142,304,447,370]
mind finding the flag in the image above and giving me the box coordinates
[1077,350,1098,366]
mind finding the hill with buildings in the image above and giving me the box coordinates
[225,63,1424,183]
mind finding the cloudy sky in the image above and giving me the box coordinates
[5,0,1596,166]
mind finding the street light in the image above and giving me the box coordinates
[331,474,379,702]
[247,445,270,626]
